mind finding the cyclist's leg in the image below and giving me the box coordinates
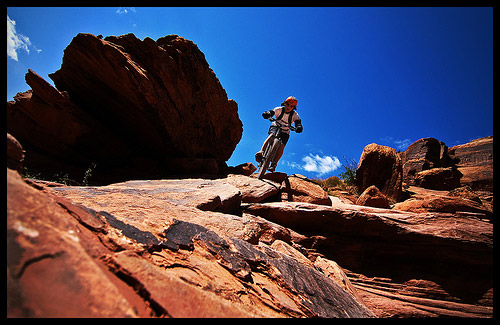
[272,132,289,165]
[259,134,273,153]
[273,143,285,164]
[256,134,273,162]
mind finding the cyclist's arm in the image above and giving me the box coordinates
[262,110,274,119]
[295,119,303,133]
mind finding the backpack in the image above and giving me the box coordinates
[276,106,296,126]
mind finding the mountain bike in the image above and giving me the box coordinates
[257,118,296,179]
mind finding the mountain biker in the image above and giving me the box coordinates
[255,96,303,172]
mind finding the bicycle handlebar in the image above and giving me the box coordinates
[268,117,297,132]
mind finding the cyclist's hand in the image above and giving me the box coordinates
[296,125,303,133]
[262,111,273,119]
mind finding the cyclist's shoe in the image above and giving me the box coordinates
[255,151,264,163]
[268,162,277,172]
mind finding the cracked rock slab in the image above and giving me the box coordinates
[7,168,374,318]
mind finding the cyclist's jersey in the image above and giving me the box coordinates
[271,106,300,134]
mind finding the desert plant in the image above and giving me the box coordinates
[339,157,357,186]
[22,162,97,186]
[82,162,97,186]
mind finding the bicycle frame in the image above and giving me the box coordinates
[257,118,296,179]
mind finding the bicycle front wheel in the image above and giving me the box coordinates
[257,137,280,179]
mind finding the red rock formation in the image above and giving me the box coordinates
[7,168,374,318]
[449,136,493,191]
[225,174,280,203]
[7,70,130,182]
[7,33,242,184]
[399,137,494,191]
[7,133,24,173]
[366,137,493,193]
[413,166,462,190]
[400,137,455,183]
[281,174,332,206]
[355,143,403,201]
[355,185,390,209]
[394,186,492,220]
[8,162,493,318]
[244,201,493,317]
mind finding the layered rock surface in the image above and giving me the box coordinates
[449,136,493,191]
[7,167,492,318]
[7,33,242,184]
[7,168,375,318]
[244,200,493,317]
[398,136,492,191]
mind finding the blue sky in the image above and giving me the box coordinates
[7,7,493,179]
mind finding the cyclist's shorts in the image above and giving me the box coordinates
[268,125,290,145]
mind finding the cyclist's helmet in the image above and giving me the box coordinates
[282,96,298,108]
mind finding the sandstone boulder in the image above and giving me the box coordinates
[7,33,242,184]
[355,185,389,209]
[447,185,482,204]
[7,133,24,173]
[224,174,280,203]
[355,143,403,201]
[7,69,130,183]
[413,166,462,190]
[281,174,332,206]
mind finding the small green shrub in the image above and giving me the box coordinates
[339,157,357,186]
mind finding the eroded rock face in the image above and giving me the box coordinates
[394,186,493,220]
[244,201,493,317]
[7,33,242,184]
[357,137,493,196]
[7,165,493,318]
[400,137,455,186]
[449,136,493,191]
[7,168,374,318]
[399,137,493,192]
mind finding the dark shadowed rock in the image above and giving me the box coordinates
[7,133,24,173]
[7,33,242,184]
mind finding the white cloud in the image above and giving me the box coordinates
[7,16,31,61]
[393,139,412,151]
[116,7,136,15]
[379,136,412,151]
[283,160,302,170]
[301,154,341,176]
